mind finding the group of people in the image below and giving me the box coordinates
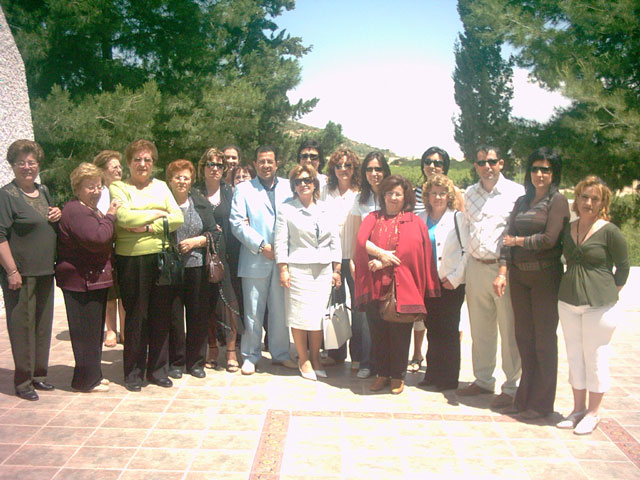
[0,137,629,436]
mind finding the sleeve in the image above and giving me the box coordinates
[273,207,289,264]
[0,190,14,243]
[229,184,264,254]
[499,199,521,266]
[110,181,163,228]
[329,214,342,263]
[150,181,183,233]
[608,225,630,287]
[63,203,115,253]
[523,193,570,250]
[447,212,469,289]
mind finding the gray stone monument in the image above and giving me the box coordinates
[0,6,35,308]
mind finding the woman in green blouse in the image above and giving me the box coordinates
[556,176,629,435]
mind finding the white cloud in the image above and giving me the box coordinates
[511,68,572,122]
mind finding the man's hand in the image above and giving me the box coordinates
[262,243,275,260]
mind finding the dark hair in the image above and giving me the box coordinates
[297,139,325,173]
[125,139,158,165]
[288,164,320,201]
[326,147,361,191]
[222,144,242,162]
[476,144,501,160]
[359,151,391,205]
[166,159,196,185]
[197,147,224,180]
[7,139,44,166]
[230,164,256,186]
[523,147,562,201]
[255,145,278,162]
[378,175,415,214]
[420,146,450,178]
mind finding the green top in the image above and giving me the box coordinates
[558,221,629,307]
[109,179,183,256]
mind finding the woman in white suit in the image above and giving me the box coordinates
[275,165,342,381]
[418,174,468,391]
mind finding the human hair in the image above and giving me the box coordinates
[255,145,278,162]
[573,175,612,220]
[523,147,562,201]
[222,144,242,162]
[93,150,122,170]
[288,164,320,201]
[422,174,459,213]
[476,144,501,160]
[230,164,256,186]
[326,147,361,191]
[70,162,102,197]
[197,147,224,180]
[7,139,44,166]
[166,159,196,184]
[124,139,158,165]
[297,138,325,173]
[378,175,415,214]
[420,146,451,178]
[359,151,391,205]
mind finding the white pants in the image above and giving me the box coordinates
[558,300,619,393]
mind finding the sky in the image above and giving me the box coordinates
[277,0,571,160]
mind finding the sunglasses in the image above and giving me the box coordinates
[205,162,224,169]
[299,153,319,160]
[366,166,383,173]
[530,166,552,174]
[335,163,353,170]
[475,159,500,167]
[294,177,314,187]
[423,159,444,168]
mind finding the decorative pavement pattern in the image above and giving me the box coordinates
[1,269,639,479]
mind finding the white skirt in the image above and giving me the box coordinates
[285,263,333,331]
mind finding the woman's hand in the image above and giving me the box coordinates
[125,225,150,233]
[493,274,507,297]
[503,235,516,247]
[279,267,290,288]
[106,199,122,216]
[441,277,455,290]
[368,259,384,272]
[150,209,168,219]
[331,271,342,287]
[47,207,62,223]
[377,249,401,267]
[7,271,22,290]
[178,237,202,254]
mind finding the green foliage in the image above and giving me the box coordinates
[621,220,640,267]
[610,194,640,228]
[390,159,474,191]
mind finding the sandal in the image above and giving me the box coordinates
[205,346,219,369]
[226,350,240,373]
[407,358,423,373]
[104,333,117,348]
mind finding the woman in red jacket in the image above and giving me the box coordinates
[56,163,121,392]
[354,175,440,394]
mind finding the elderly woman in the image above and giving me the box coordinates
[231,164,256,187]
[496,148,569,418]
[348,151,391,379]
[222,144,242,185]
[0,140,61,401]
[275,164,342,380]
[354,175,440,394]
[556,176,629,435]
[165,160,217,379]
[418,174,468,391]
[93,150,126,348]
[56,163,120,392]
[109,139,183,392]
[195,148,242,372]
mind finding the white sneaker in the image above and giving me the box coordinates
[241,360,255,376]
[356,368,371,379]
[574,414,600,435]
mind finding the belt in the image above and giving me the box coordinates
[473,257,499,265]
[514,259,558,271]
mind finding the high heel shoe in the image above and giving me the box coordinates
[299,362,317,381]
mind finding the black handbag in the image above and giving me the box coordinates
[156,217,184,286]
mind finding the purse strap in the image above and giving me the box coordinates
[161,217,170,251]
[453,210,464,254]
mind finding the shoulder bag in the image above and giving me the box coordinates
[322,286,351,350]
[204,231,225,283]
[156,217,184,286]
[379,271,426,323]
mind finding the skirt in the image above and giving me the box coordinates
[285,263,332,331]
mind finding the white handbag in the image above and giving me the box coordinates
[322,287,352,350]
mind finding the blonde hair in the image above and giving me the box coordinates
[70,162,102,197]
[422,174,459,212]
[573,175,611,220]
[288,164,320,201]
[93,150,122,170]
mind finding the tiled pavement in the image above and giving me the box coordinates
[1,269,639,479]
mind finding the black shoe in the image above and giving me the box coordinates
[125,383,142,392]
[168,368,183,379]
[17,389,39,401]
[33,381,55,391]
[188,368,206,378]
[149,378,173,388]
[435,383,459,392]
[418,378,436,387]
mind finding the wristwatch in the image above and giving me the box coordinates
[257,241,265,254]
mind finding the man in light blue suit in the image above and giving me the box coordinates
[230,145,296,375]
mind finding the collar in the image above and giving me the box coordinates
[258,176,278,191]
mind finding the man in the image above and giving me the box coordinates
[297,139,327,189]
[457,145,524,408]
[230,146,296,374]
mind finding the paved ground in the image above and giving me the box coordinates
[1,269,639,479]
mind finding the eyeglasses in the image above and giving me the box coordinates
[294,177,314,187]
[299,153,319,161]
[224,155,238,161]
[335,163,353,170]
[423,159,444,168]
[173,175,191,182]
[133,157,153,164]
[366,166,383,173]
[530,166,552,174]
[205,162,224,169]
[428,191,448,198]
[14,160,38,168]
[475,159,499,167]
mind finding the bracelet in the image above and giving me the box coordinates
[7,269,18,277]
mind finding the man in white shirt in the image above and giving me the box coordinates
[457,145,524,409]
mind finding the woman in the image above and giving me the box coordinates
[0,140,61,401]
[275,164,342,380]
[297,139,327,189]
[93,150,126,347]
[56,163,120,392]
[496,148,570,418]
[418,174,468,391]
[348,151,391,379]
[195,147,242,372]
[110,139,183,392]
[166,160,217,379]
[556,176,629,434]
[231,164,256,187]
[354,175,440,394]
[222,144,242,185]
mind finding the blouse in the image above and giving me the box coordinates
[558,221,629,307]
[350,191,380,219]
[321,185,358,259]
[174,198,204,268]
